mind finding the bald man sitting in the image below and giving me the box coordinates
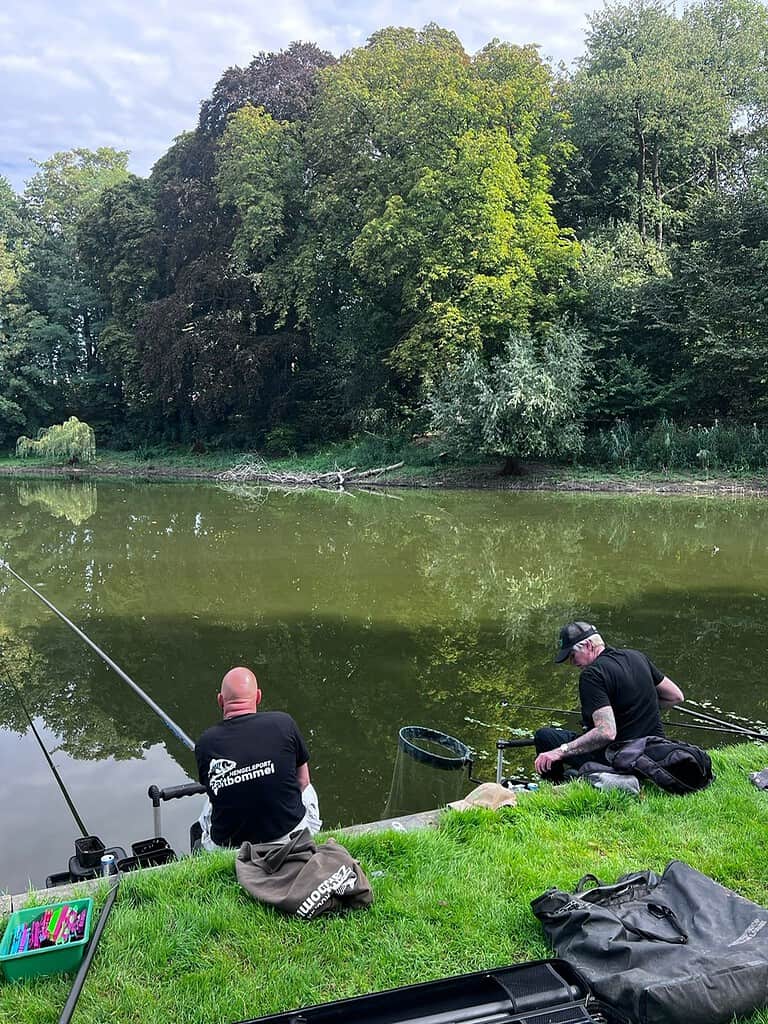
[195,666,321,851]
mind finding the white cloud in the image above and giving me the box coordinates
[0,0,595,192]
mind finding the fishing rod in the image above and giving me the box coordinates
[2,673,89,837]
[673,703,768,739]
[0,559,195,751]
[508,702,768,740]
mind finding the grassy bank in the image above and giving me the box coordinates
[1,445,768,496]
[3,743,768,1023]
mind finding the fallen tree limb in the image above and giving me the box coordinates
[353,461,405,479]
[217,457,404,489]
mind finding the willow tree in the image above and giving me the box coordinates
[16,416,96,463]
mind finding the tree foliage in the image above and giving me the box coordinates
[298,27,577,391]
[2,9,768,456]
[428,324,588,464]
[559,0,768,244]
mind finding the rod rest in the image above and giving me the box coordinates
[148,782,206,807]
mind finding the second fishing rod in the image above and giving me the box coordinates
[0,559,195,752]
[508,701,768,741]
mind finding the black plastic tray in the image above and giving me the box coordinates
[45,870,74,889]
[116,856,142,872]
[138,847,176,867]
[131,837,171,858]
[235,959,615,1023]
[68,845,127,880]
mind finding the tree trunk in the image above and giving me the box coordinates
[634,105,647,243]
[652,140,662,247]
[82,309,95,372]
[709,147,720,190]
[499,455,525,476]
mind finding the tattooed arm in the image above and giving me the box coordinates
[563,705,617,754]
[534,705,617,774]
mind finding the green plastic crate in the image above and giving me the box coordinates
[0,897,93,982]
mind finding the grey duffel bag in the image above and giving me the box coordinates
[532,860,768,1024]
[236,828,373,919]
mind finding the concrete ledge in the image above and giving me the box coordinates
[334,809,443,836]
[5,809,446,909]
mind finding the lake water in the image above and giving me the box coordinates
[1,476,766,893]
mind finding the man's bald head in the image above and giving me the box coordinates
[218,666,262,718]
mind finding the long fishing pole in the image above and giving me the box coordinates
[673,703,768,739]
[509,702,768,739]
[0,559,195,751]
[2,673,89,837]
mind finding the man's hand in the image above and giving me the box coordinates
[535,748,565,775]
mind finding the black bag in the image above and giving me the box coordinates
[532,860,768,1024]
[581,736,713,795]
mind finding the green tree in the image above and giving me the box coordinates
[573,225,685,422]
[0,236,50,447]
[136,43,334,444]
[562,0,730,245]
[652,180,768,419]
[0,178,51,446]
[245,25,580,425]
[77,175,161,437]
[428,323,588,472]
[19,149,130,427]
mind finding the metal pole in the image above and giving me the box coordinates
[0,559,195,751]
[495,738,536,785]
[58,878,120,1024]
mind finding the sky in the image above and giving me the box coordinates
[0,0,596,192]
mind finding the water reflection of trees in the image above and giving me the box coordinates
[1,480,767,824]
[16,480,98,525]
[0,623,152,761]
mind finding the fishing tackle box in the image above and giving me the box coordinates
[0,897,93,982]
[236,958,620,1023]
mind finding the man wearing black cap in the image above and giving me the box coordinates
[533,622,684,779]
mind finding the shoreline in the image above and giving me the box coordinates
[1,459,768,497]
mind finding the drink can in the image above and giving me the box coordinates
[100,853,117,877]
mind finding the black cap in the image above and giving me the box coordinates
[555,621,598,663]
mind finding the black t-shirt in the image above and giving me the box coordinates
[579,647,665,741]
[195,711,310,846]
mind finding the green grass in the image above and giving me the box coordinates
[2,445,767,490]
[2,744,768,1022]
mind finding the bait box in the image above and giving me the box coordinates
[0,897,93,982]
[116,856,141,873]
